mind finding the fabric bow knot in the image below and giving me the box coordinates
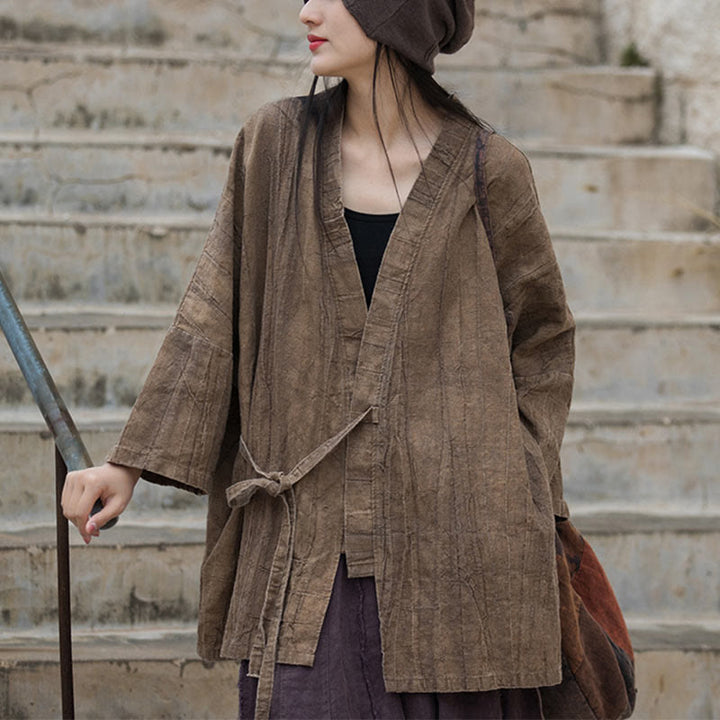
[227,466,292,508]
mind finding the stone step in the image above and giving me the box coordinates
[2,403,718,526]
[2,0,603,68]
[554,228,720,314]
[1,132,715,230]
[1,504,719,625]
[3,215,719,313]
[0,44,310,134]
[438,66,657,144]
[5,622,720,719]
[0,620,718,719]
[517,141,718,232]
[0,131,231,216]
[573,509,720,618]
[0,625,238,720]
[572,312,720,404]
[0,305,170,409]
[629,620,720,720]
[1,307,717,410]
[0,44,655,144]
[563,403,720,509]
[0,212,208,305]
[1,523,205,631]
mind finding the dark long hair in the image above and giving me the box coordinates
[294,44,491,218]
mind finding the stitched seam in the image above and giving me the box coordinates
[169,323,233,357]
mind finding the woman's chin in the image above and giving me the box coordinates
[309,59,342,78]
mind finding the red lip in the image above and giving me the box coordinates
[307,34,328,51]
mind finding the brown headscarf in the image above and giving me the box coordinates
[342,0,475,73]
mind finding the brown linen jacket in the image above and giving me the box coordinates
[108,94,575,696]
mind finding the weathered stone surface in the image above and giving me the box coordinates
[0,305,170,408]
[521,142,717,232]
[573,314,720,404]
[0,48,311,133]
[1,624,719,719]
[1,133,715,229]
[3,217,719,313]
[0,632,239,719]
[3,0,603,68]
[0,213,207,304]
[1,0,306,59]
[0,525,204,629]
[576,520,720,616]
[602,0,720,159]
[563,405,720,509]
[447,0,603,68]
[0,47,653,142]
[555,230,720,314]
[438,66,656,144]
[632,648,720,719]
[0,132,231,215]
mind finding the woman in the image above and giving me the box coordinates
[62,1,575,718]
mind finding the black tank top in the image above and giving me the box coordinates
[344,207,399,307]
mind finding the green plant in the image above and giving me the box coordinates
[620,42,650,67]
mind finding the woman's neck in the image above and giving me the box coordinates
[339,61,444,213]
[342,62,442,152]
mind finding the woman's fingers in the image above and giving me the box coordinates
[62,469,94,543]
[84,492,126,534]
[62,463,140,544]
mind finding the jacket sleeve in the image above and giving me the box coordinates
[485,134,575,519]
[107,131,245,495]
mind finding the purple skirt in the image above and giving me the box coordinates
[238,555,543,719]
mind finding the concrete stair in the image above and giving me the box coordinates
[2,132,715,229]
[2,621,719,719]
[0,626,239,720]
[2,510,719,626]
[0,0,718,717]
[2,307,719,409]
[0,43,656,145]
[3,215,720,313]
[4,0,603,67]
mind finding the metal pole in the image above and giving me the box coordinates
[55,446,75,720]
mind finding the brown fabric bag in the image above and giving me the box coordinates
[475,129,637,719]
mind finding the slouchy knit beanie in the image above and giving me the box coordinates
[342,0,475,73]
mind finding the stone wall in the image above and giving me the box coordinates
[602,0,720,160]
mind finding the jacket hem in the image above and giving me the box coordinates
[383,666,563,693]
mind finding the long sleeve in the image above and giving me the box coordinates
[486,134,575,518]
[107,131,245,495]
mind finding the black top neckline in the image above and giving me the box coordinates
[344,207,400,223]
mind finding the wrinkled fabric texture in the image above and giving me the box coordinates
[342,0,475,72]
[238,555,544,719]
[108,93,575,695]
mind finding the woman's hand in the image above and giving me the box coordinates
[62,462,141,544]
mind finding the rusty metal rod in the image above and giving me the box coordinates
[55,447,75,720]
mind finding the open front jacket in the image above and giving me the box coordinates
[109,94,575,696]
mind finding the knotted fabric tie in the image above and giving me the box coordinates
[225,406,376,720]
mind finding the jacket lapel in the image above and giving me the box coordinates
[321,111,474,411]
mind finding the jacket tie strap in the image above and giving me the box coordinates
[225,406,376,720]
